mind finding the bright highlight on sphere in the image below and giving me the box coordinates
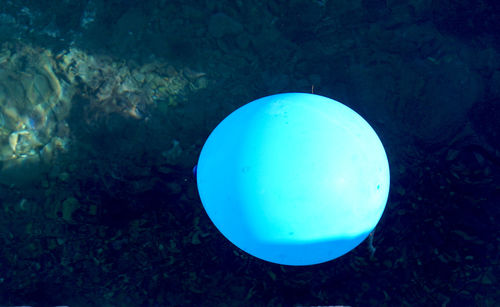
[196,93,390,265]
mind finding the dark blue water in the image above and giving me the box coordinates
[0,0,498,306]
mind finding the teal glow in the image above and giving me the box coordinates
[197,93,390,265]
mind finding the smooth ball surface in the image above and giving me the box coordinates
[197,93,390,265]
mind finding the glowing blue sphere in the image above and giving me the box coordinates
[196,93,390,265]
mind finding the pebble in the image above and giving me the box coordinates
[61,197,80,222]
[58,172,70,182]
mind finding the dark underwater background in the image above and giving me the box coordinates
[0,0,499,306]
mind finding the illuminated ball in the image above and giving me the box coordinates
[196,93,390,265]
